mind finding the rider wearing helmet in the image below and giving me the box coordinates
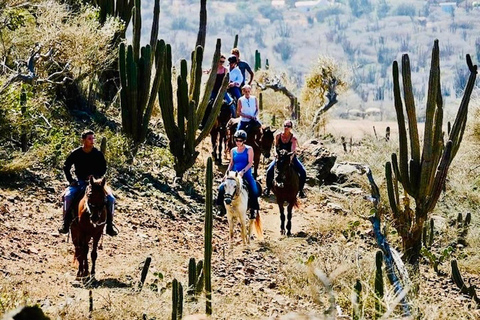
[216,130,260,219]
[264,120,307,198]
[227,55,243,104]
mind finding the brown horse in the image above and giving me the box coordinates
[70,176,108,280]
[226,119,276,178]
[272,149,299,236]
[210,101,232,163]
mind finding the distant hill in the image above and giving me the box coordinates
[133,0,480,120]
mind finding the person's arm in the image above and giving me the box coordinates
[274,134,281,155]
[236,99,243,119]
[225,150,234,178]
[290,136,298,161]
[247,65,254,85]
[63,150,76,185]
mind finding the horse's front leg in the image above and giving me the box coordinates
[91,234,101,279]
[82,242,90,278]
[227,214,234,248]
[286,203,294,237]
[278,204,286,235]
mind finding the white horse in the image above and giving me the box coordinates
[223,171,263,246]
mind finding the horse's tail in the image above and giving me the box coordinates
[293,197,300,209]
[253,211,264,241]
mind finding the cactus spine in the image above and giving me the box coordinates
[204,157,213,315]
[374,251,384,319]
[385,40,477,266]
[171,278,183,320]
[119,0,162,144]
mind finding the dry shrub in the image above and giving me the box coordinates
[300,56,349,135]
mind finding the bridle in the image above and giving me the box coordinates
[84,185,107,226]
[224,176,239,203]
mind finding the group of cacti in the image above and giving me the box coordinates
[385,40,477,266]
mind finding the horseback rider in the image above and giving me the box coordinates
[236,84,261,132]
[264,120,307,198]
[216,130,260,219]
[227,55,243,106]
[58,130,118,236]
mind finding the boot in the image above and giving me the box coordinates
[58,210,72,234]
[217,204,227,217]
[263,187,270,197]
[106,210,118,236]
[249,209,257,220]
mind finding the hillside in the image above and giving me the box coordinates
[136,0,480,119]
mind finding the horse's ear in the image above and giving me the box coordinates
[101,177,106,187]
[235,171,238,177]
[89,176,94,185]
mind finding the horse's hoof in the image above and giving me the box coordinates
[287,231,292,237]
[280,229,285,235]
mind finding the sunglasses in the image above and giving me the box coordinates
[284,125,292,128]
[235,139,244,142]
[219,60,225,63]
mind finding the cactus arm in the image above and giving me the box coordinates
[449,54,477,159]
[374,251,384,319]
[126,45,138,139]
[196,39,222,122]
[196,260,204,294]
[195,0,207,48]
[149,0,160,59]
[195,73,230,146]
[205,157,213,315]
[401,54,420,165]
[392,61,412,195]
[132,0,141,61]
[119,43,130,134]
[140,41,165,142]
[190,46,204,108]
[188,258,196,295]
[426,141,452,213]
[233,34,238,48]
[186,100,196,157]
[172,278,178,320]
[418,40,440,200]
[391,153,401,205]
[385,162,400,220]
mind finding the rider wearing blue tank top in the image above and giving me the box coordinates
[216,130,260,219]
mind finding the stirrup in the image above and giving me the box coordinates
[249,209,257,220]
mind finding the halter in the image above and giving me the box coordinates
[84,184,107,227]
[224,176,240,202]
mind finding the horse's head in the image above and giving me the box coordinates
[85,176,107,223]
[224,171,242,205]
[218,100,233,129]
[274,150,293,188]
[260,127,276,159]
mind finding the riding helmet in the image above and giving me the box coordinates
[234,130,247,140]
[228,55,238,64]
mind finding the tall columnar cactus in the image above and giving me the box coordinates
[187,258,204,296]
[171,278,184,320]
[255,50,262,71]
[233,34,239,49]
[352,279,362,320]
[119,0,161,144]
[385,40,477,266]
[204,157,213,315]
[374,251,384,319]
[92,0,134,26]
[157,38,229,177]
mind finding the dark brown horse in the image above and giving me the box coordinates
[226,119,276,178]
[272,149,299,236]
[210,101,232,163]
[70,176,108,280]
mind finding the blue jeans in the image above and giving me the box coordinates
[64,181,115,216]
[266,156,306,191]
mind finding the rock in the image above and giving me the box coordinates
[298,140,337,186]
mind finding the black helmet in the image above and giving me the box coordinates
[234,130,247,140]
[228,55,237,64]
